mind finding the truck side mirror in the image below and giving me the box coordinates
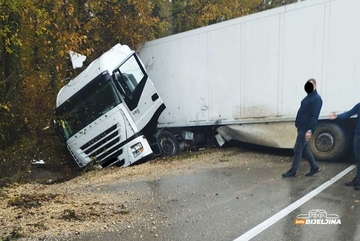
[52,119,58,129]
[52,120,66,143]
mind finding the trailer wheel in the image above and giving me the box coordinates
[156,130,180,156]
[309,123,348,162]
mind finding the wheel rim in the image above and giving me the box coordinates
[159,137,175,155]
[315,133,334,152]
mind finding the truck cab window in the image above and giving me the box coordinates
[54,73,121,141]
[113,55,145,99]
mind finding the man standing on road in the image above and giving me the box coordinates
[282,79,323,177]
[329,103,360,189]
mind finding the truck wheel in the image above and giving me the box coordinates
[309,123,348,162]
[156,130,180,156]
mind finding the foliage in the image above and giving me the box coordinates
[258,0,300,10]
[158,0,261,35]
[152,0,304,37]
[0,0,298,184]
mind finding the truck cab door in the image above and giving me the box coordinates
[113,53,164,132]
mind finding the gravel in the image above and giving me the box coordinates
[0,147,291,240]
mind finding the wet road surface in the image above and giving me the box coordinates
[63,151,359,241]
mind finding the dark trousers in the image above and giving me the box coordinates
[354,134,360,180]
[290,130,318,172]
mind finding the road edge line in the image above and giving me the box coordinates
[234,165,356,241]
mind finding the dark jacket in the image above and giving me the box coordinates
[337,102,360,134]
[295,89,323,133]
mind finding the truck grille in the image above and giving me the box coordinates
[79,124,123,165]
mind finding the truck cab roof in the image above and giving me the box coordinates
[56,44,132,107]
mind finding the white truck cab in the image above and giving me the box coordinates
[53,44,178,168]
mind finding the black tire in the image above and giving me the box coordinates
[309,122,348,162]
[156,130,180,156]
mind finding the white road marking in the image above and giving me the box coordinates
[234,165,356,241]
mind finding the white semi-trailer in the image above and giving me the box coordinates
[139,0,360,161]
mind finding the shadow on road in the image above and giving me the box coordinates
[227,140,355,164]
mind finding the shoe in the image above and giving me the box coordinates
[306,167,322,176]
[345,178,359,186]
[355,185,360,190]
[282,170,297,178]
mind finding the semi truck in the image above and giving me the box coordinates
[138,0,360,162]
[54,0,359,168]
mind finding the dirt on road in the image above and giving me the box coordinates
[0,147,292,241]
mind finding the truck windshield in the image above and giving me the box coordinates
[54,72,121,141]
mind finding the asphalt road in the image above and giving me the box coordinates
[57,150,359,241]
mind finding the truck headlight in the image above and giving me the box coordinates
[131,142,144,158]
